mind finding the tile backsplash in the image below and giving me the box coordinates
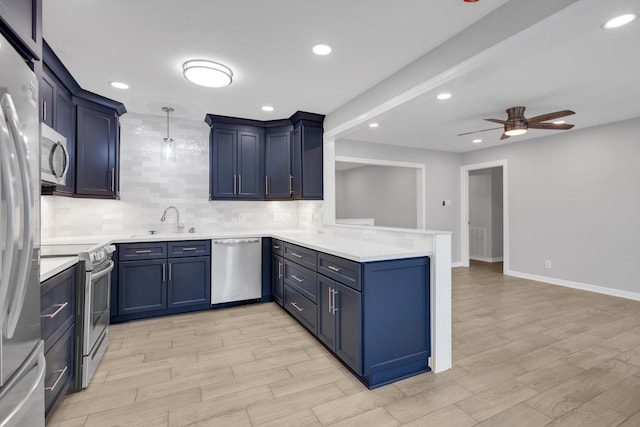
[41,113,322,240]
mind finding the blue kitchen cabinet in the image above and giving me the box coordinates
[168,256,211,309]
[209,121,264,200]
[0,0,41,61]
[40,69,55,127]
[291,112,324,200]
[118,259,167,315]
[271,253,284,306]
[265,127,293,199]
[113,241,211,322]
[317,276,362,375]
[75,101,119,198]
[40,264,76,418]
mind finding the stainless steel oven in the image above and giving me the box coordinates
[78,245,115,388]
[40,123,69,186]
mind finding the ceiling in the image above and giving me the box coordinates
[43,0,639,153]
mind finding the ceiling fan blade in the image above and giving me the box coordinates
[484,118,508,125]
[527,110,575,123]
[527,122,575,130]
[457,126,503,136]
[500,133,510,140]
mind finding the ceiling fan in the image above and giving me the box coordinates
[459,106,575,140]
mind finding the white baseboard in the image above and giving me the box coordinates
[505,270,640,302]
[451,261,464,268]
[470,256,504,263]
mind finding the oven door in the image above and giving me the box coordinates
[83,259,114,356]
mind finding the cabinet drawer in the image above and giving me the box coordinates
[41,266,76,346]
[119,242,167,261]
[284,242,317,270]
[271,239,284,256]
[318,253,362,291]
[168,240,211,257]
[284,260,318,303]
[284,284,317,335]
[44,325,74,416]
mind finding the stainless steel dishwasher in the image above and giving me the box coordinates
[211,238,262,304]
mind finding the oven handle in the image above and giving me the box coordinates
[91,260,115,281]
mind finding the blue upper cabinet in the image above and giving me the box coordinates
[0,0,42,61]
[209,120,264,200]
[205,111,324,201]
[265,126,293,199]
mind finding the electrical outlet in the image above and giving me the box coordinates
[272,213,284,222]
[545,260,552,269]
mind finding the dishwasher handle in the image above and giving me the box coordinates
[213,238,261,245]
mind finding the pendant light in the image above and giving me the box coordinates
[162,107,174,144]
[162,107,176,160]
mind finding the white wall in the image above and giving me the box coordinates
[336,165,417,229]
[41,113,323,239]
[336,139,462,263]
[462,117,640,296]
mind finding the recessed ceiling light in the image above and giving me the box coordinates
[472,139,482,143]
[261,106,274,112]
[182,60,233,87]
[109,81,129,89]
[437,93,452,100]
[368,123,379,128]
[603,13,637,29]
[312,44,332,55]
[552,120,565,125]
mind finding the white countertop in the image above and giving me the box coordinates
[40,256,78,282]
[42,229,432,263]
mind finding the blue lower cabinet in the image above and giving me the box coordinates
[118,259,167,315]
[283,284,317,335]
[272,254,284,306]
[168,256,211,309]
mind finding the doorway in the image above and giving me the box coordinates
[460,160,509,273]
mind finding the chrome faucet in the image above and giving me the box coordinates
[160,206,184,233]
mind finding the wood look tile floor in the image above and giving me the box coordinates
[47,261,640,426]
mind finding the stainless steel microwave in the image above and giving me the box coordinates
[40,123,69,185]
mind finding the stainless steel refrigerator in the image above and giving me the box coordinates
[0,32,45,427]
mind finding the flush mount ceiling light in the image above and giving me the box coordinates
[437,92,452,100]
[368,123,379,128]
[182,60,233,87]
[261,105,274,112]
[603,13,637,29]
[109,81,129,89]
[312,44,332,55]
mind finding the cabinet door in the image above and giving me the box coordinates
[237,130,262,199]
[76,104,118,198]
[317,276,336,349]
[301,125,323,199]
[271,254,284,306]
[210,128,237,199]
[40,71,54,127]
[118,260,166,315]
[290,127,302,198]
[53,87,75,194]
[265,130,291,199]
[0,0,41,59]
[334,282,362,374]
[167,256,211,309]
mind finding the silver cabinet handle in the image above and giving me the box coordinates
[278,261,283,279]
[45,366,68,391]
[233,174,237,194]
[327,265,341,272]
[290,275,304,283]
[135,249,152,254]
[291,302,304,312]
[168,262,172,281]
[290,252,303,259]
[41,302,69,319]
[42,100,47,121]
[238,174,242,193]
[111,167,115,192]
[328,287,333,314]
[332,290,339,314]
[162,264,166,282]
[265,176,269,196]
[289,175,293,195]
[273,245,280,250]
[182,247,197,251]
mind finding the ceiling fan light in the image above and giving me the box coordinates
[504,122,527,136]
[504,128,527,136]
[183,60,233,87]
[603,13,637,29]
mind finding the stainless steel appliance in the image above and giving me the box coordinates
[211,238,262,304]
[40,123,69,186]
[41,243,115,389]
[0,32,45,427]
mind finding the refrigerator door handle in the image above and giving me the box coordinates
[1,93,34,338]
[0,344,46,426]
[0,101,18,328]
